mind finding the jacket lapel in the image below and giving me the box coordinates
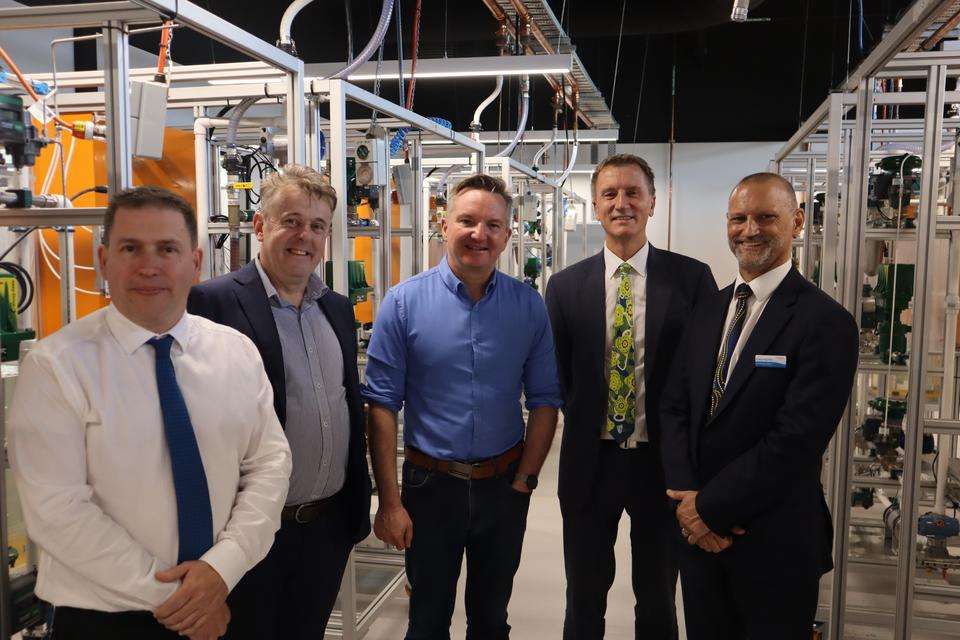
[317,294,352,381]
[690,285,731,456]
[232,263,285,407]
[707,268,802,424]
[644,244,671,384]
[583,252,607,382]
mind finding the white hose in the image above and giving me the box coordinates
[471,75,503,134]
[278,0,316,50]
[532,129,557,169]
[557,141,580,186]
[330,0,395,79]
[494,76,530,158]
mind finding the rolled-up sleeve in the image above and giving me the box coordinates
[522,297,563,410]
[362,288,407,412]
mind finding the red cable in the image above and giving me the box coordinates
[157,21,174,75]
[405,0,423,110]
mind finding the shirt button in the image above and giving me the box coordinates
[307,347,314,353]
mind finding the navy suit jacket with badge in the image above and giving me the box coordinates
[660,266,858,574]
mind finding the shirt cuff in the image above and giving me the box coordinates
[200,539,248,593]
[361,388,403,412]
[524,397,563,411]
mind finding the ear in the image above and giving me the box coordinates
[192,245,203,279]
[793,207,805,237]
[649,195,656,217]
[97,243,108,274]
[253,211,265,241]
[440,215,449,241]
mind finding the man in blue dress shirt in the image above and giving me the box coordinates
[363,173,562,640]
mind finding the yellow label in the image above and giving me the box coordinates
[232,182,254,190]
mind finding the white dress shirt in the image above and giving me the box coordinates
[8,304,292,612]
[602,242,649,445]
[717,259,793,383]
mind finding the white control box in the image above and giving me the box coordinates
[130,80,168,159]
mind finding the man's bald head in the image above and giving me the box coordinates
[726,172,804,281]
[730,172,799,210]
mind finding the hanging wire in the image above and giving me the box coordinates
[845,0,854,82]
[396,0,405,106]
[797,0,810,128]
[406,0,423,110]
[632,35,650,144]
[344,0,355,63]
[608,0,628,115]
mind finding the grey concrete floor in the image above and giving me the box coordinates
[362,427,687,640]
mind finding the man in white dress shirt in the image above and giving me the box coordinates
[8,186,292,640]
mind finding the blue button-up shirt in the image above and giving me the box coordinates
[362,257,562,462]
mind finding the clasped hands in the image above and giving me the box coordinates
[154,560,230,640]
[666,489,745,553]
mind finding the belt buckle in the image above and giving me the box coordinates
[447,460,474,480]
[294,503,311,524]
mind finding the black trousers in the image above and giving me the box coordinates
[561,442,678,640]
[224,491,354,640]
[51,606,179,640]
[677,530,820,640]
[401,459,531,640]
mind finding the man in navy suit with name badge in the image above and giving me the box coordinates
[661,173,858,640]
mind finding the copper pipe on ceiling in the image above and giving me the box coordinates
[920,7,960,50]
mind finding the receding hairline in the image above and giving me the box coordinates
[729,172,799,209]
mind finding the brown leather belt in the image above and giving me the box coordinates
[282,493,339,524]
[404,442,524,480]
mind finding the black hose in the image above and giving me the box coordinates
[0,261,34,314]
[70,185,109,201]
[0,227,37,263]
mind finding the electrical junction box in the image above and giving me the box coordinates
[130,80,168,159]
[355,139,387,187]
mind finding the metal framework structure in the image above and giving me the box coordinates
[773,3,960,636]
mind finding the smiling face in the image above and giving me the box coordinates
[726,179,803,280]
[441,188,511,280]
[254,186,332,290]
[99,205,202,334]
[594,164,655,251]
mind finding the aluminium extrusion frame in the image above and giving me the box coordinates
[0,2,306,638]
[776,49,960,640]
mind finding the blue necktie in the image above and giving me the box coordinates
[148,335,213,563]
[709,283,753,418]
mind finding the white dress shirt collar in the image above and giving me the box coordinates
[104,303,192,356]
[603,241,649,281]
[733,258,792,303]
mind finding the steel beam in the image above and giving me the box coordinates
[101,21,132,192]
[0,1,156,30]
[0,208,106,226]
[327,82,349,296]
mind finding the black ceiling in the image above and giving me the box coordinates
[25,0,918,142]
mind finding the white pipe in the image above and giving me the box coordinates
[330,0,395,80]
[936,230,960,513]
[194,117,230,280]
[494,76,530,158]
[470,75,503,138]
[731,0,750,21]
[556,141,580,186]
[278,0,316,50]
[531,128,556,170]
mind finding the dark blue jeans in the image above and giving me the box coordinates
[401,459,531,640]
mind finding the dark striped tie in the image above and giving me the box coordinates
[709,283,753,419]
[148,335,213,563]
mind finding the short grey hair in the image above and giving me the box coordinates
[260,164,338,217]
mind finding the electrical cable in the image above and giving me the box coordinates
[156,20,174,77]
[405,0,423,110]
[70,186,109,201]
[608,0,627,115]
[0,261,34,314]
[631,35,650,144]
[345,0,355,63]
[0,228,37,263]
[396,0,405,106]
[797,0,810,128]
[0,44,72,130]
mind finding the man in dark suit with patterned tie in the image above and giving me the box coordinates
[661,173,858,639]
[545,154,717,639]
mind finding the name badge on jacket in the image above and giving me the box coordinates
[755,355,787,368]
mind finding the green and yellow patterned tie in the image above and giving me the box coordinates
[607,262,636,443]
